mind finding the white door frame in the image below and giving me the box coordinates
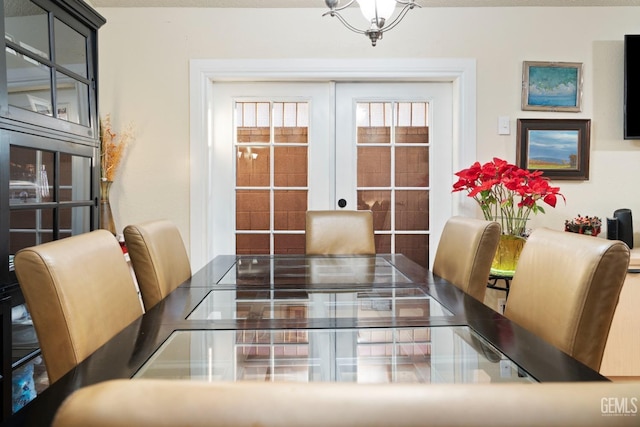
[189,58,477,272]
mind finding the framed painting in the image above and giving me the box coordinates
[521,61,583,112]
[516,118,591,180]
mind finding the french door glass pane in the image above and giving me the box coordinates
[274,190,306,231]
[274,102,308,143]
[396,190,429,231]
[356,101,430,267]
[236,190,269,231]
[274,147,307,187]
[357,190,391,231]
[396,235,429,270]
[357,102,391,133]
[235,100,309,255]
[237,146,269,187]
[236,234,269,255]
[395,147,429,187]
[274,234,306,254]
[375,235,392,254]
[357,147,391,187]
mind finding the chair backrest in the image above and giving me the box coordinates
[14,230,143,384]
[305,210,375,255]
[432,216,501,302]
[52,379,640,427]
[504,228,630,371]
[123,219,191,311]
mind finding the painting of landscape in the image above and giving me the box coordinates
[522,61,582,112]
[517,118,590,180]
[526,129,579,170]
[527,66,578,108]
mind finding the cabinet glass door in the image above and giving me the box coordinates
[4,0,93,129]
[9,145,93,272]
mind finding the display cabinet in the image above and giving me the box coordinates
[0,0,105,419]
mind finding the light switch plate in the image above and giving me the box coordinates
[498,116,510,135]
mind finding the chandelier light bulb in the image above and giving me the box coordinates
[357,0,396,24]
[323,0,420,47]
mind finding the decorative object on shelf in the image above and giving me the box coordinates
[322,0,420,46]
[100,114,135,234]
[565,214,602,237]
[452,157,565,276]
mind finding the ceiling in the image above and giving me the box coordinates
[89,0,640,8]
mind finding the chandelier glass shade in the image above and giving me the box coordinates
[323,0,420,46]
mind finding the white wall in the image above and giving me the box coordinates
[96,6,640,253]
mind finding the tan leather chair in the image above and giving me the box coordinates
[305,210,375,255]
[123,219,191,311]
[52,379,640,427]
[505,228,630,372]
[14,230,143,384]
[432,216,501,302]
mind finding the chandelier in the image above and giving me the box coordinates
[323,0,420,47]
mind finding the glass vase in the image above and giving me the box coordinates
[99,180,116,235]
[490,234,526,277]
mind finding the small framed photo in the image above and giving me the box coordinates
[27,95,52,116]
[516,118,591,180]
[57,104,69,121]
[521,61,583,112]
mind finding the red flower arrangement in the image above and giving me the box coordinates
[452,158,565,235]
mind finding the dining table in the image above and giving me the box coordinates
[4,254,608,426]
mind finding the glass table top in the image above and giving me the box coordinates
[217,256,413,286]
[134,326,535,384]
[188,287,452,320]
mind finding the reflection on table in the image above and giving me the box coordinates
[134,327,534,384]
[188,287,451,321]
[217,256,413,286]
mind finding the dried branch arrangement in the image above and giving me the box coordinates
[100,114,135,181]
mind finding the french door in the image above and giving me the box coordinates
[334,83,452,267]
[210,81,453,268]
